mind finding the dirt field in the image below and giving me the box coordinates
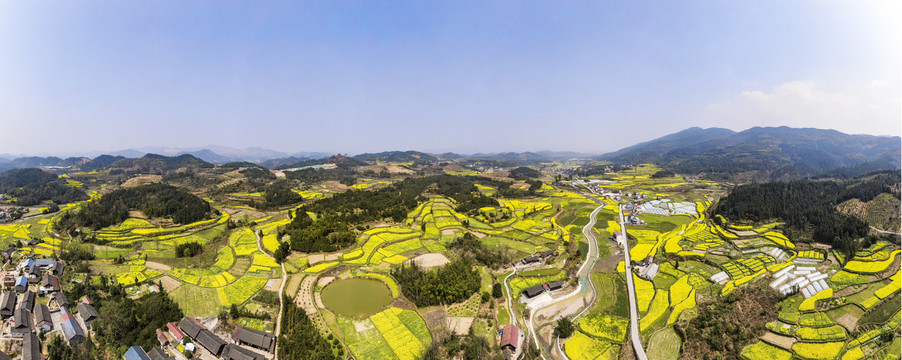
[265,278,282,291]
[158,276,182,292]
[145,261,172,271]
[121,175,162,188]
[410,253,450,268]
[446,317,474,336]
[760,332,795,349]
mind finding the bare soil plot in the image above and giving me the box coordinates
[446,317,475,336]
[760,332,795,350]
[122,175,162,188]
[410,253,450,269]
[158,276,182,292]
[145,261,171,271]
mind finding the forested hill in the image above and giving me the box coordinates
[599,127,736,164]
[63,183,212,230]
[352,151,438,163]
[283,175,536,253]
[0,168,88,206]
[713,171,901,255]
[107,154,213,173]
[600,126,900,180]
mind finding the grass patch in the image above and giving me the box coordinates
[646,327,681,360]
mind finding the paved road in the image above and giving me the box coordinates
[619,205,648,360]
[255,229,287,360]
[525,204,604,359]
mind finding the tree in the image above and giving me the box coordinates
[492,283,503,298]
[554,317,575,338]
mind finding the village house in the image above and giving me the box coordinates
[34,303,52,333]
[500,324,520,355]
[232,325,276,353]
[0,291,16,317]
[123,346,151,360]
[77,302,100,329]
[60,306,85,345]
[221,344,266,360]
[148,347,175,360]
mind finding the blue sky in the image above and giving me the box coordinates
[1,1,899,156]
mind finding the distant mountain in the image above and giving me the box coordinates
[258,156,312,169]
[601,126,900,180]
[183,149,235,164]
[108,153,213,173]
[106,146,329,165]
[279,155,365,169]
[80,155,127,171]
[9,156,65,168]
[352,151,438,163]
[598,127,737,163]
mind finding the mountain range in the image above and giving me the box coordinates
[1,127,899,180]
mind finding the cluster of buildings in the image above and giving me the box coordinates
[0,257,100,359]
[123,317,276,360]
[521,280,565,299]
[517,250,556,268]
[0,206,27,223]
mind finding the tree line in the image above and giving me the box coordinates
[391,259,480,307]
[0,168,88,206]
[712,174,901,255]
[65,183,212,230]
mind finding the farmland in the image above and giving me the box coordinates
[1,157,898,360]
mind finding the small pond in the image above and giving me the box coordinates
[320,278,392,318]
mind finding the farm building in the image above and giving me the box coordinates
[500,324,520,352]
[19,290,35,311]
[51,291,70,309]
[544,280,564,291]
[15,275,27,292]
[167,322,185,342]
[195,329,227,356]
[27,266,40,284]
[222,344,266,360]
[23,332,41,360]
[178,317,206,338]
[232,325,276,353]
[156,328,170,346]
[40,274,60,294]
[77,302,100,328]
[60,306,85,345]
[0,291,15,317]
[522,285,545,298]
[11,307,33,338]
[148,347,175,360]
[1,272,14,287]
[639,263,659,280]
[123,346,151,360]
[520,256,541,265]
[34,303,52,332]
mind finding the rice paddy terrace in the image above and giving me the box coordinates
[1,162,898,360]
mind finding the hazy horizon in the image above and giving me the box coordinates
[2,1,900,156]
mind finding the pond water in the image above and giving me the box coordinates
[320,278,392,318]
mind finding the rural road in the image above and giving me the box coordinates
[255,229,287,360]
[525,204,604,359]
[870,226,901,236]
[619,205,648,360]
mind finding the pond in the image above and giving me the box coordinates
[320,278,392,318]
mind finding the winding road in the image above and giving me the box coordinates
[519,203,603,359]
[618,204,648,360]
[255,229,287,360]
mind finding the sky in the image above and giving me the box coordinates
[1,1,899,156]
